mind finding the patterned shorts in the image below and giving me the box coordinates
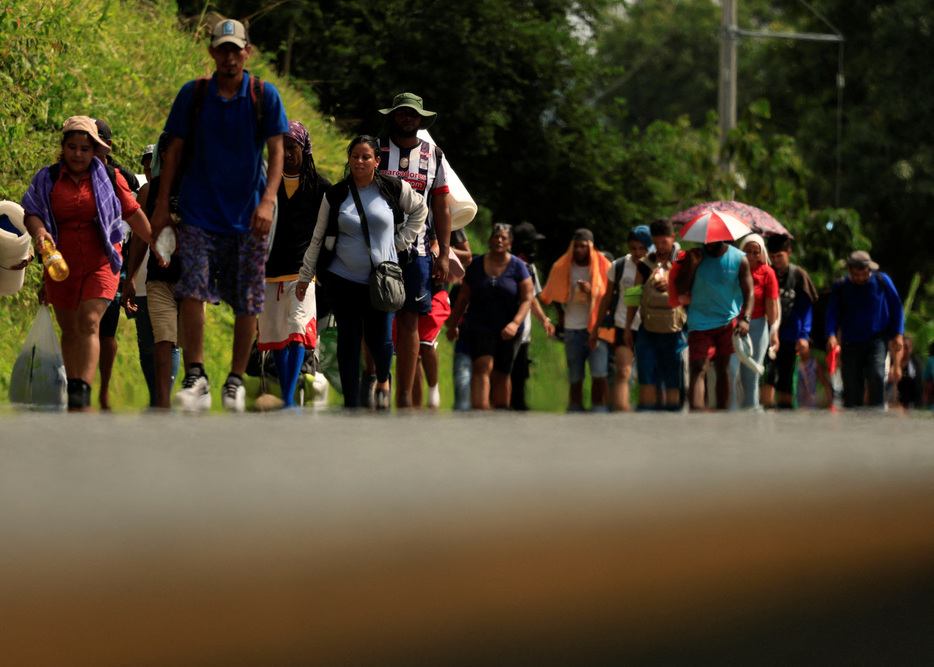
[175,224,267,317]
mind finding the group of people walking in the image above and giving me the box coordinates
[13,18,924,413]
[531,219,914,412]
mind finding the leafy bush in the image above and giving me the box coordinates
[0,0,348,409]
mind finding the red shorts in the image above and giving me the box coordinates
[688,321,735,362]
[418,291,451,345]
[392,290,451,350]
[45,221,120,310]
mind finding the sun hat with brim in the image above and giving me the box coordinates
[62,116,111,157]
[140,144,155,164]
[847,250,879,271]
[379,93,437,129]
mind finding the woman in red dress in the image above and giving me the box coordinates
[22,116,152,410]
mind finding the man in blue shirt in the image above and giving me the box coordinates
[825,250,904,408]
[150,18,288,412]
[674,240,754,411]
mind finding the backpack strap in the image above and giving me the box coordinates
[249,75,265,143]
[180,77,210,176]
[377,172,405,230]
[103,163,118,193]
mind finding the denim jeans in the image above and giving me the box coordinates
[453,350,472,411]
[564,328,609,384]
[730,316,769,410]
[841,336,886,407]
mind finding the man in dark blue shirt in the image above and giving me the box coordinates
[150,18,288,413]
[825,251,904,407]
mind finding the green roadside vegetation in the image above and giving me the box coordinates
[0,0,574,412]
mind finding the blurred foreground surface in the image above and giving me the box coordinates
[1,409,933,665]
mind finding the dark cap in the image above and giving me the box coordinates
[513,222,545,248]
[847,250,879,271]
[573,228,594,243]
[93,118,112,142]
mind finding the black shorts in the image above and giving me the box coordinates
[614,326,637,349]
[466,326,523,375]
[764,339,799,394]
[99,287,123,338]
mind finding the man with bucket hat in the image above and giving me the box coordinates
[376,92,453,409]
[825,250,904,408]
[150,17,289,413]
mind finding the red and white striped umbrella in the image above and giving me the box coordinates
[678,209,751,243]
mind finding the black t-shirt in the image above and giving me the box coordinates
[143,175,182,284]
[265,173,332,278]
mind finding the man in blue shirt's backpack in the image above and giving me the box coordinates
[825,250,904,408]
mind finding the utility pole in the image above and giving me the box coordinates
[717,0,845,202]
[718,0,737,173]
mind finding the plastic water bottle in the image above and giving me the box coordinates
[41,239,69,282]
[154,227,176,264]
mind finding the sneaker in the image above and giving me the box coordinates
[426,384,441,409]
[173,367,212,412]
[222,375,246,413]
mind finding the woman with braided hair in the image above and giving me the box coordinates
[256,120,332,408]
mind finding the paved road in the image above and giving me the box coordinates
[1,408,933,664]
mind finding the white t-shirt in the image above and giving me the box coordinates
[564,263,592,331]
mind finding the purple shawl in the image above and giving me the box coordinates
[21,158,126,274]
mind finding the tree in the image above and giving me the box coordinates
[180,0,663,259]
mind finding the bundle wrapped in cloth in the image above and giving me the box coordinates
[0,201,33,296]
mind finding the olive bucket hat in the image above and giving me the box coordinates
[379,92,437,129]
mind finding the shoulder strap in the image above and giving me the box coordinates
[377,173,404,230]
[189,77,210,138]
[349,181,376,269]
[104,163,118,193]
[249,75,265,143]
[613,257,626,291]
[785,263,798,290]
[180,77,211,175]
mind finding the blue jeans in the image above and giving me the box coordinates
[730,316,769,410]
[324,271,395,407]
[564,328,609,384]
[453,350,472,411]
[841,336,886,407]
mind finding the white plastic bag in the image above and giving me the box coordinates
[9,305,67,408]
